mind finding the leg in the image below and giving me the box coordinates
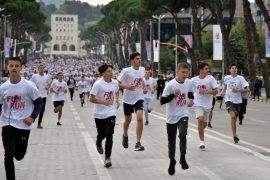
[229,110,238,137]
[208,110,213,128]
[143,99,149,124]
[104,116,116,159]
[123,115,132,137]
[95,119,106,148]
[167,123,177,175]
[197,117,205,141]
[135,109,143,143]
[14,129,30,161]
[38,97,47,125]
[2,126,16,180]
[178,117,189,169]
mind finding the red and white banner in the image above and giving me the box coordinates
[145,41,151,61]
[213,25,223,60]
[153,40,159,62]
[136,43,141,54]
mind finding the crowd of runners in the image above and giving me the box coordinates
[0,52,252,179]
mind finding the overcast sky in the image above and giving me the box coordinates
[80,0,113,6]
[80,0,255,6]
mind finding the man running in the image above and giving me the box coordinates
[0,57,42,180]
[143,70,156,125]
[30,64,51,128]
[90,64,120,168]
[51,72,68,126]
[191,62,218,149]
[117,52,146,151]
[221,64,249,143]
[161,63,194,175]
[77,75,87,107]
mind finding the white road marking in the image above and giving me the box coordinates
[151,111,270,162]
[77,122,86,129]
[74,116,81,121]
[81,131,112,180]
[195,166,223,180]
[72,111,78,115]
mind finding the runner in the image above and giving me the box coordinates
[77,75,87,107]
[67,75,76,101]
[191,62,218,149]
[161,63,194,175]
[0,57,42,180]
[30,64,51,128]
[221,64,249,143]
[143,70,156,125]
[90,64,119,168]
[117,52,146,151]
[216,80,224,109]
[50,72,68,126]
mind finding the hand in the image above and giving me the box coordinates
[128,84,136,91]
[24,117,34,126]
[232,87,239,93]
[151,90,155,94]
[174,89,181,97]
[199,88,208,94]
[103,99,113,106]
[143,86,148,94]
[188,99,194,107]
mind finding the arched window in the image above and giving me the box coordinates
[69,44,76,51]
[62,44,67,51]
[53,44,59,51]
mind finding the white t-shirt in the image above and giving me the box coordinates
[90,78,119,119]
[191,75,219,109]
[0,78,41,130]
[143,77,156,99]
[117,67,145,104]
[77,80,87,94]
[224,75,249,104]
[162,79,193,124]
[30,73,51,98]
[51,80,68,101]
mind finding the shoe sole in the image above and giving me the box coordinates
[200,145,205,149]
[134,148,145,151]
[104,162,112,168]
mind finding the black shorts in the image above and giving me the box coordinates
[225,101,241,114]
[211,97,216,110]
[216,96,223,101]
[123,100,144,116]
[240,99,248,114]
[53,100,64,107]
[79,92,85,98]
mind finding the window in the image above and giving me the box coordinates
[69,44,76,51]
[53,44,59,51]
[63,17,66,21]
[59,17,62,21]
[62,44,67,51]
[56,36,58,40]
[56,17,58,21]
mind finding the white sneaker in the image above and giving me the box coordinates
[199,142,205,149]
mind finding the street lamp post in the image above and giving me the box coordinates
[1,14,11,73]
[152,15,165,76]
[175,20,178,74]
[97,31,110,62]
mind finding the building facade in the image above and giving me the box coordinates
[50,14,79,56]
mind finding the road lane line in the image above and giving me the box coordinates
[77,122,86,129]
[81,131,112,180]
[150,111,270,162]
[74,116,81,121]
[72,111,78,115]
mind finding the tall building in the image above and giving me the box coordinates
[50,14,79,56]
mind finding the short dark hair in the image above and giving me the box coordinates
[230,63,238,69]
[98,63,113,75]
[130,52,140,60]
[198,62,209,70]
[177,63,190,70]
[8,57,22,64]
[38,64,45,68]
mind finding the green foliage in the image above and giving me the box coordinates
[229,26,247,72]
[202,30,213,59]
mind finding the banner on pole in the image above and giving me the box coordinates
[265,11,270,57]
[213,25,223,60]
[183,35,192,48]
[136,43,141,54]
[153,40,159,62]
[145,41,151,61]
[115,43,120,57]
[4,37,11,58]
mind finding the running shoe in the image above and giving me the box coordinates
[57,122,62,126]
[37,124,43,129]
[168,159,176,175]
[122,134,128,148]
[134,142,145,151]
[233,136,240,144]
[145,121,149,125]
[104,158,112,168]
[208,123,213,128]
[199,142,205,149]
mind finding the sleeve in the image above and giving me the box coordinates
[160,84,175,104]
[241,77,249,88]
[162,82,172,97]
[0,88,3,104]
[29,83,41,101]
[65,82,69,90]
[90,83,99,96]
[115,81,119,92]
[30,74,35,83]
[211,76,219,89]
[117,68,126,82]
